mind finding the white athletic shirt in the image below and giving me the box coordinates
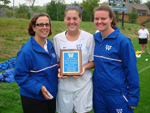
[44,39,48,52]
[138,29,149,39]
[53,30,95,92]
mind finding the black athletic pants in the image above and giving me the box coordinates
[21,95,56,113]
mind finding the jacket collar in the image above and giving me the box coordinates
[94,27,120,42]
[30,36,52,53]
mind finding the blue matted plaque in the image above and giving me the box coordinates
[60,49,82,76]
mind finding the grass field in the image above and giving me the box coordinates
[0,18,150,113]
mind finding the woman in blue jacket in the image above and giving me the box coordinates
[93,5,140,113]
[14,13,58,113]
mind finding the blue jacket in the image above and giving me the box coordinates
[14,36,58,101]
[93,28,140,107]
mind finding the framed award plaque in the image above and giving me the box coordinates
[60,49,82,76]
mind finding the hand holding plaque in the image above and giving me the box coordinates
[60,49,82,76]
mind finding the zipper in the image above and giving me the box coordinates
[49,46,54,70]
[123,95,128,102]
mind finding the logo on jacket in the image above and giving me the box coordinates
[76,44,82,49]
[106,45,112,51]
[51,53,56,58]
[68,53,74,58]
[116,109,123,113]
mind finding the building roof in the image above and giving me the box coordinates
[131,3,149,10]
[118,3,150,15]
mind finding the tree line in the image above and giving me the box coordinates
[1,0,150,23]
[1,0,100,22]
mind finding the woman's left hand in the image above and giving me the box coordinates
[41,86,52,100]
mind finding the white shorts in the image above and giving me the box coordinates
[56,80,93,113]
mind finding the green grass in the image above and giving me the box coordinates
[0,17,150,113]
[0,82,22,113]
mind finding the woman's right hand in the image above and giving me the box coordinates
[58,68,67,79]
[137,28,139,35]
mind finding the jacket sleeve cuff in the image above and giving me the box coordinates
[128,99,139,107]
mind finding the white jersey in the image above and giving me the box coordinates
[53,30,95,92]
[138,29,149,39]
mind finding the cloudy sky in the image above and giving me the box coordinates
[8,0,147,6]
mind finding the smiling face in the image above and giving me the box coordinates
[64,10,81,32]
[94,10,113,35]
[32,16,50,39]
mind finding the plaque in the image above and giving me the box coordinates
[60,49,82,76]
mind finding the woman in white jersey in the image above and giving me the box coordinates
[137,24,150,54]
[53,5,95,113]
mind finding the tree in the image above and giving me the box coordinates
[13,0,14,17]
[129,0,141,3]
[145,1,150,10]
[69,1,80,5]
[25,0,37,15]
[5,8,14,17]
[114,11,119,22]
[46,0,66,21]
[128,8,138,23]
[0,0,11,16]
[46,1,57,20]
[58,3,66,21]
[34,5,46,13]
[0,0,10,5]
[82,9,91,21]
[15,3,31,19]
[81,0,100,21]
[55,0,65,21]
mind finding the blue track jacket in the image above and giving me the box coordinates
[93,28,140,107]
[14,36,58,101]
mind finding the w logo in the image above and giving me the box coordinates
[76,44,82,49]
[51,53,56,58]
[116,109,123,113]
[106,45,112,51]
[68,53,74,58]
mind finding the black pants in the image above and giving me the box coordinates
[21,95,56,113]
